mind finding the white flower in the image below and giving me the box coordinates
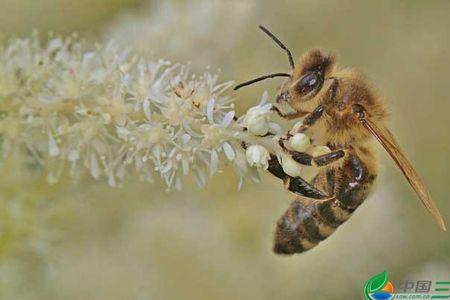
[245,145,270,169]
[202,98,237,167]
[241,91,272,136]
[288,133,311,152]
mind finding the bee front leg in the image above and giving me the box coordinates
[275,104,325,149]
[271,106,308,120]
[267,154,330,200]
[295,104,324,133]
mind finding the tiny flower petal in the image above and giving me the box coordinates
[222,142,235,161]
[238,176,244,190]
[143,99,151,120]
[48,133,60,157]
[259,103,272,114]
[90,153,101,179]
[181,133,191,144]
[221,111,235,127]
[68,150,80,162]
[210,150,219,175]
[206,98,215,124]
[259,91,268,105]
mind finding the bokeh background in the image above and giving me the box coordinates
[1,1,449,299]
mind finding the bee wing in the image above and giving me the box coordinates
[361,117,447,231]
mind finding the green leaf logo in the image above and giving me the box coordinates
[363,271,388,300]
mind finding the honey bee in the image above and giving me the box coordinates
[235,26,446,255]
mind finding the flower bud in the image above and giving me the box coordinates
[247,116,270,136]
[288,133,311,152]
[290,120,303,134]
[246,145,270,169]
[310,145,331,157]
[242,98,272,136]
[301,145,333,182]
[281,154,302,177]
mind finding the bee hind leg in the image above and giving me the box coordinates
[265,152,341,255]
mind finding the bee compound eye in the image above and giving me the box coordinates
[295,72,323,99]
[301,72,318,87]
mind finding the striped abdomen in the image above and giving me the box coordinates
[273,154,376,254]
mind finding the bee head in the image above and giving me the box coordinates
[233,26,334,110]
[277,49,335,107]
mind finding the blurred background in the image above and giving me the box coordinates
[0,0,449,299]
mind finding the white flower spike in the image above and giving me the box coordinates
[0,34,322,190]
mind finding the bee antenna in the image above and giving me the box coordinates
[259,25,295,69]
[233,73,291,91]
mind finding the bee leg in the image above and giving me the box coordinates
[267,154,330,200]
[242,141,330,199]
[295,104,325,133]
[277,137,346,167]
[271,106,308,120]
[289,149,346,167]
[312,150,346,166]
